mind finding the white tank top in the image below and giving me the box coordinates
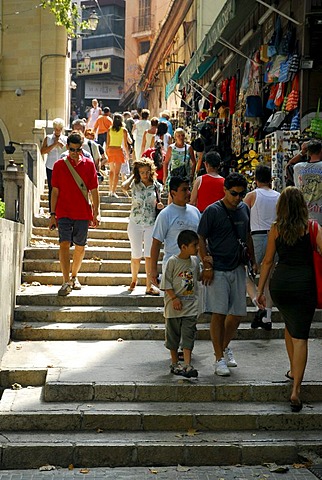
[250,188,280,231]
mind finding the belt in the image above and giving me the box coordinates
[251,230,269,235]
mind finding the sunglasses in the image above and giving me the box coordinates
[229,189,247,198]
[69,147,82,153]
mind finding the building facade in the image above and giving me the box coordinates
[71,0,125,117]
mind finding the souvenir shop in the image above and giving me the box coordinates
[179,0,322,192]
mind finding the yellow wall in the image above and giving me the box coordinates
[0,0,69,145]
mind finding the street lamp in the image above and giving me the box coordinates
[87,10,99,31]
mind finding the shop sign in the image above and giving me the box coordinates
[77,57,111,76]
[85,80,124,99]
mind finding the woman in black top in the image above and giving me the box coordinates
[257,187,322,412]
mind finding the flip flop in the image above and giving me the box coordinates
[145,287,160,296]
[285,370,294,380]
[128,281,137,292]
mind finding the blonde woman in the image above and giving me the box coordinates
[122,158,164,295]
[106,113,129,197]
[257,187,322,412]
[163,128,196,203]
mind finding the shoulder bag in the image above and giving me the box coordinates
[154,182,162,219]
[64,158,89,203]
[220,201,255,279]
[309,220,322,308]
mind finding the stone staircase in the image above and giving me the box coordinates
[0,177,322,469]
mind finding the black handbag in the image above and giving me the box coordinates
[154,183,161,219]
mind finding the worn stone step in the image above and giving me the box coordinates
[40,200,131,211]
[16,286,163,306]
[24,246,134,261]
[1,387,322,433]
[1,340,322,399]
[34,216,129,230]
[21,272,161,286]
[30,236,131,248]
[12,321,322,342]
[31,227,129,240]
[22,259,146,273]
[0,429,321,469]
[13,304,284,324]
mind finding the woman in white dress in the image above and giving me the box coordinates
[132,109,151,160]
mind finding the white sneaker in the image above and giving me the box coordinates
[224,347,237,367]
[215,358,230,376]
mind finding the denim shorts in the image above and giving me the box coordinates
[204,265,247,316]
[252,233,268,265]
[58,218,89,246]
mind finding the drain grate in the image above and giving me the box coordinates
[309,465,322,479]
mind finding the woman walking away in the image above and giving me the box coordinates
[257,187,322,412]
[141,117,159,156]
[163,128,196,202]
[106,113,129,197]
[132,109,151,161]
[122,158,164,295]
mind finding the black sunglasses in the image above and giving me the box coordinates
[69,147,82,152]
[229,189,247,198]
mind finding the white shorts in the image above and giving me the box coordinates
[127,219,154,258]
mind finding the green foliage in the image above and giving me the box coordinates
[0,199,5,218]
[41,0,90,38]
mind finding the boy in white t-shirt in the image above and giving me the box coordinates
[161,230,200,378]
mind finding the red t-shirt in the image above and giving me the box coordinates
[142,147,164,182]
[196,174,225,212]
[52,155,98,220]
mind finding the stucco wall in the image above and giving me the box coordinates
[0,219,24,361]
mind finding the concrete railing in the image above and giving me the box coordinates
[0,142,46,362]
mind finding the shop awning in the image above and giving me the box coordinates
[165,66,185,100]
[179,0,236,88]
[192,55,217,80]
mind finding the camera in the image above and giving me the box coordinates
[15,88,24,97]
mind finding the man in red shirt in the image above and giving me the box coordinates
[49,131,100,296]
[93,107,113,146]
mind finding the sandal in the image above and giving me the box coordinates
[145,286,160,296]
[128,281,137,292]
[285,370,294,381]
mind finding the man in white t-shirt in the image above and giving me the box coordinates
[294,139,322,225]
[150,176,201,285]
[244,165,280,331]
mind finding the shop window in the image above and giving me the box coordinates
[139,41,150,55]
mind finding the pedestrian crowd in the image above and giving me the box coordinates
[41,103,322,413]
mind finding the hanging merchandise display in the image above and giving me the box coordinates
[285,73,300,111]
[310,98,322,138]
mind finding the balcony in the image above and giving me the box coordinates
[132,14,155,37]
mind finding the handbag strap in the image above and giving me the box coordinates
[64,158,89,202]
[154,182,161,203]
[220,200,242,243]
[316,98,321,119]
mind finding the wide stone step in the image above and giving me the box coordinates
[16,286,163,306]
[40,200,131,211]
[30,236,131,248]
[0,429,321,469]
[31,227,129,239]
[2,387,322,433]
[21,272,161,286]
[24,246,133,260]
[11,321,322,342]
[34,216,129,230]
[13,304,284,324]
[22,259,145,273]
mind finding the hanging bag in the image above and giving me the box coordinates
[285,73,300,111]
[310,98,322,137]
[309,220,322,309]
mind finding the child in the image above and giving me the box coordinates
[160,230,200,378]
